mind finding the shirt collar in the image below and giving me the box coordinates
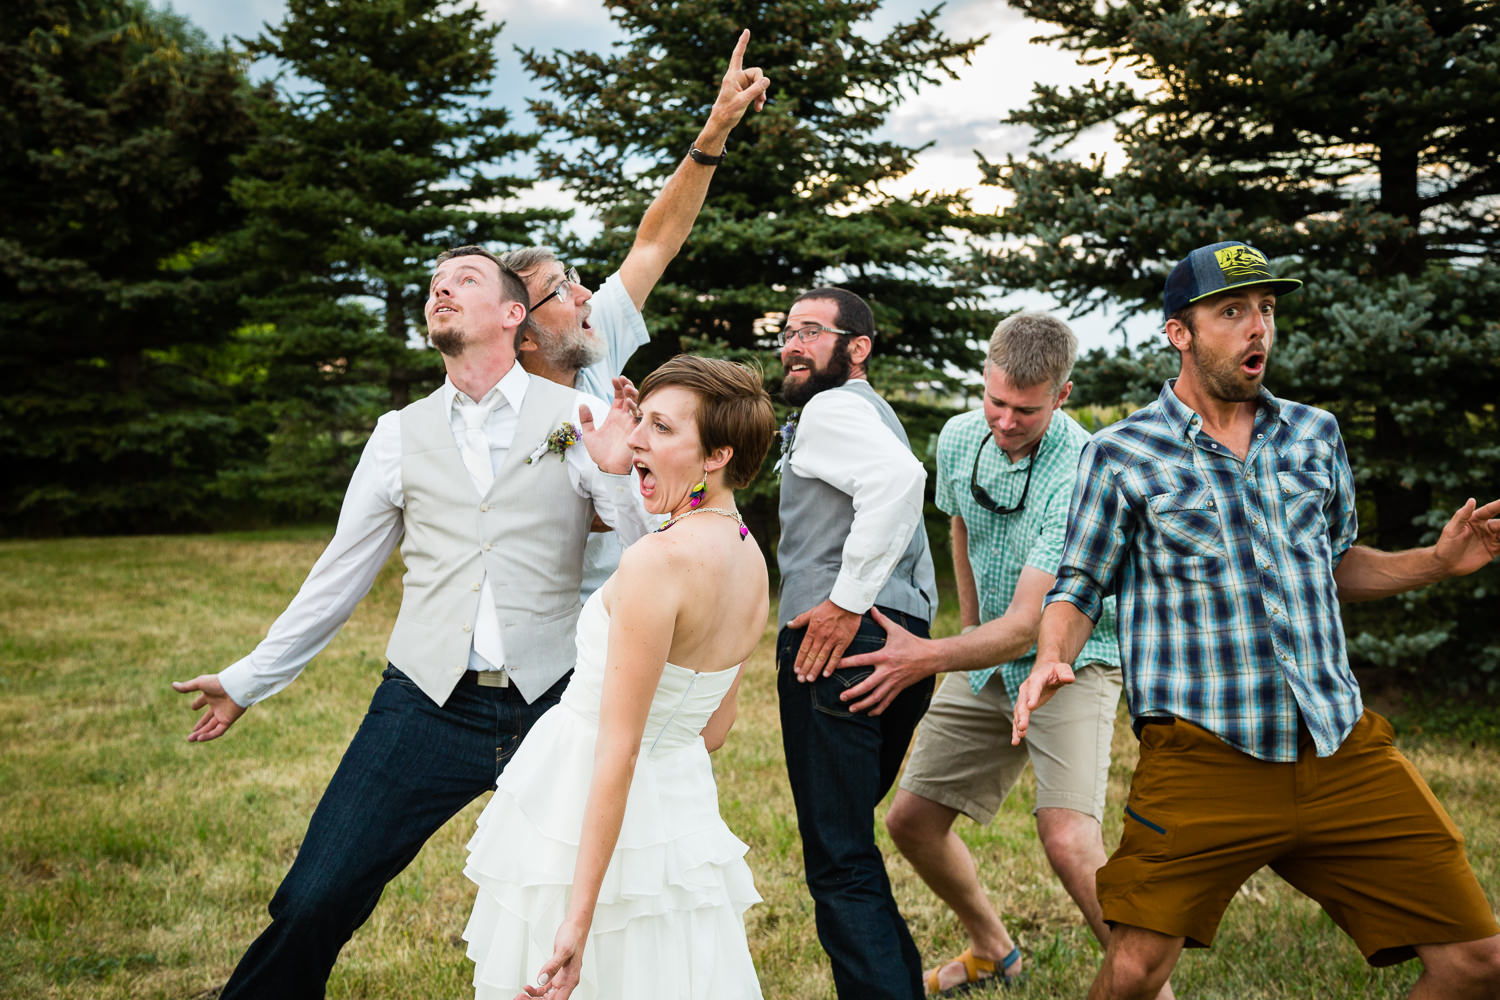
[1157,378,1286,441]
[444,362,529,414]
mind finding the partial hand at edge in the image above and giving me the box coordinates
[579,376,639,475]
[786,599,862,682]
[1434,496,1500,578]
[836,607,933,715]
[172,674,246,742]
[1010,659,1075,746]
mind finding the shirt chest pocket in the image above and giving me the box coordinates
[1276,470,1332,547]
[1146,484,1226,558]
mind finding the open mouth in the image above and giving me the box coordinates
[1242,351,1266,376]
[785,363,809,375]
[634,461,656,499]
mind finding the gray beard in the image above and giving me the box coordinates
[547,336,607,373]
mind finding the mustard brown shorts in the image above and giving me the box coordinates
[1097,710,1499,966]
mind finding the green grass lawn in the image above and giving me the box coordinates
[1,531,1495,998]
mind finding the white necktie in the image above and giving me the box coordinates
[457,394,505,668]
[458,394,501,489]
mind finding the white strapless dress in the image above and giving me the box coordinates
[462,590,763,999]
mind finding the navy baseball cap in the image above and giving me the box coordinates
[1163,241,1303,321]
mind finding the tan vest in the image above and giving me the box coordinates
[384,378,593,705]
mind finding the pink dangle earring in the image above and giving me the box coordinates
[688,471,707,508]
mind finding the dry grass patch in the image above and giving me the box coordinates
[1,530,1495,998]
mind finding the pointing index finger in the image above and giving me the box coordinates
[727,28,749,75]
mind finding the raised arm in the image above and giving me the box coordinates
[616,29,770,310]
[523,543,678,999]
[1334,497,1500,602]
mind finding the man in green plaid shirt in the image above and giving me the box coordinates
[839,314,1161,996]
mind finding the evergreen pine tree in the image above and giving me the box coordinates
[227,0,559,514]
[0,0,261,533]
[521,1,999,382]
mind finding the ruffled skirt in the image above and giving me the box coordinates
[462,703,763,999]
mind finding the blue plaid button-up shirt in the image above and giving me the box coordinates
[1045,381,1362,762]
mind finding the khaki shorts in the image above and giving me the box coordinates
[1099,711,1500,966]
[900,663,1123,824]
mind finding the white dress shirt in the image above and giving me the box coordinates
[217,363,651,708]
[786,377,927,614]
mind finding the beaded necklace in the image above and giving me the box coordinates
[654,506,749,539]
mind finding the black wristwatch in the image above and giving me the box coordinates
[688,142,727,166]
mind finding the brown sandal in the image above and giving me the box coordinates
[923,946,1024,995]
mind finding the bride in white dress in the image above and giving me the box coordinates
[462,356,776,1000]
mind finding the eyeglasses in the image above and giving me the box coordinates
[969,436,1039,516]
[778,323,862,346]
[528,267,580,312]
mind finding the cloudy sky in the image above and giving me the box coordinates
[167,0,1153,351]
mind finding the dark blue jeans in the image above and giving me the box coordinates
[218,666,566,1000]
[778,607,934,1000]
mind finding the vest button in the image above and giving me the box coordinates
[462,624,472,633]
[480,503,490,512]
[472,583,481,592]
[483,542,492,551]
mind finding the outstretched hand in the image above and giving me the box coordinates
[517,918,586,999]
[172,674,246,742]
[836,607,933,715]
[710,30,771,131]
[1434,497,1500,578]
[1010,660,1076,745]
[579,376,638,475]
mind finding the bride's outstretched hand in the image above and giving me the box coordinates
[579,375,638,476]
[517,919,585,999]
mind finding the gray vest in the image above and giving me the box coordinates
[778,379,937,625]
[384,377,592,705]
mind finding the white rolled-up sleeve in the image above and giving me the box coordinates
[788,386,926,614]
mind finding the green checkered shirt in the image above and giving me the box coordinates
[935,408,1120,698]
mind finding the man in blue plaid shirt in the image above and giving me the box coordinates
[1013,241,1500,999]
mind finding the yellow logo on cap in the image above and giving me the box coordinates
[1214,245,1270,280]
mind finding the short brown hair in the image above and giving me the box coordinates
[638,356,776,489]
[986,312,1077,393]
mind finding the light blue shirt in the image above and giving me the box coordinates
[574,273,649,601]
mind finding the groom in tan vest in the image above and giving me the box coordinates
[172,249,652,998]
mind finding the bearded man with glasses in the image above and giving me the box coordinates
[838,313,1152,997]
[500,29,769,600]
[774,286,938,999]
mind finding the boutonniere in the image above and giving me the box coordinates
[774,412,799,476]
[525,421,580,464]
